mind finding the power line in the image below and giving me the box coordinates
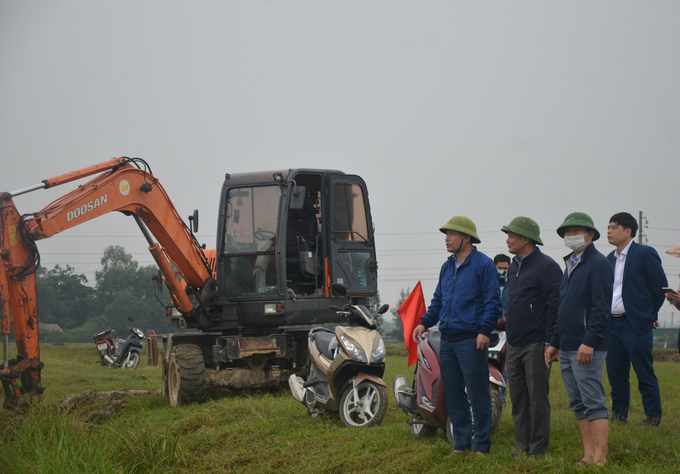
[648,227,680,232]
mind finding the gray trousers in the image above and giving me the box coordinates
[506,341,551,455]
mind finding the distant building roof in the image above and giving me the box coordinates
[39,323,64,333]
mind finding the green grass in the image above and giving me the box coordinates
[2,344,680,473]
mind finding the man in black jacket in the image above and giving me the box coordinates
[501,216,562,456]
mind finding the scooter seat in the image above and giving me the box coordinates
[314,331,335,360]
[427,329,442,357]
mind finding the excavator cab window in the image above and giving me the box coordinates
[222,185,280,297]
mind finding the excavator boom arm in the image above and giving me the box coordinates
[0,157,213,405]
[20,160,211,288]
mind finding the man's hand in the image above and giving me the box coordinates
[476,334,490,350]
[577,344,594,366]
[545,346,559,368]
[412,325,426,343]
[666,289,680,308]
[653,320,660,329]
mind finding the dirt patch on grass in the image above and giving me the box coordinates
[653,349,680,362]
[59,389,151,423]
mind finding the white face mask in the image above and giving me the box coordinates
[564,234,589,252]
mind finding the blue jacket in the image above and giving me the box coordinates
[505,247,562,347]
[550,243,613,352]
[500,284,509,312]
[420,247,502,338]
[607,241,667,335]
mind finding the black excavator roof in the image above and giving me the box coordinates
[222,168,346,187]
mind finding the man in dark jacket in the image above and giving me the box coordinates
[606,212,667,426]
[545,212,613,468]
[501,216,561,456]
[413,216,502,456]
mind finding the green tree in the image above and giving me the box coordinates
[36,265,96,329]
[653,331,678,349]
[389,287,411,342]
[94,246,174,334]
[95,245,137,284]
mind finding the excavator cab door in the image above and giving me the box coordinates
[327,175,377,296]
[221,184,282,298]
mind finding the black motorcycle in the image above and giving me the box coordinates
[92,317,144,369]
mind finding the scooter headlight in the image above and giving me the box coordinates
[370,338,385,363]
[340,335,367,363]
[133,328,144,338]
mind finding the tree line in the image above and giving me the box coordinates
[367,288,410,342]
[11,244,413,344]
[33,245,177,343]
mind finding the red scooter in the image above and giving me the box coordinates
[393,328,506,442]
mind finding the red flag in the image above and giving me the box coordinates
[397,282,427,368]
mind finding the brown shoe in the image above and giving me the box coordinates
[447,450,466,457]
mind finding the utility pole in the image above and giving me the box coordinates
[638,211,649,244]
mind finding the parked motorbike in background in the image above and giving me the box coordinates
[289,284,389,427]
[92,316,144,369]
[393,327,506,442]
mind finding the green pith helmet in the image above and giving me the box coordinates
[501,216,543,245]
[556,212,600,241]
[439,216,481,244]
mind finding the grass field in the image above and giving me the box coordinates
[1,343,680,473]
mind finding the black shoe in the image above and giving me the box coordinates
[643,417,660,427]
[611,414,628,423]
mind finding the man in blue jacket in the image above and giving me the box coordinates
[413,216,502,456]
[501,216,562,456]
[494,253,511,311]
[545,212,613,468]
[606,212,667,426]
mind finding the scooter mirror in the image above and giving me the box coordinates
[331,282,348,297]
[128,316,134,322]
[378,304,389,314]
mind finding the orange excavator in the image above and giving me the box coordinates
[1,157,378,406]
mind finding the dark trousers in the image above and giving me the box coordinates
[606,319,662,424]
[506,341,551,455]
[440,338,492,453]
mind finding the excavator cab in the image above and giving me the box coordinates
[209,169,378,330]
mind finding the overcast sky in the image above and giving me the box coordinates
[2,1,680,326]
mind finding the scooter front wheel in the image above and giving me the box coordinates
[339,381,387,428]
[489,384,503,435]
[122,352,141,370]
